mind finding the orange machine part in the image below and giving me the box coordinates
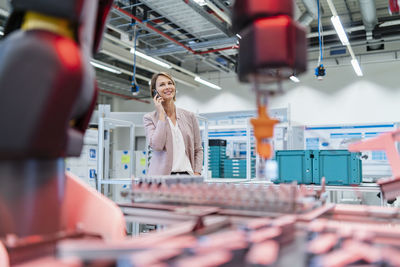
[250,105,279,159]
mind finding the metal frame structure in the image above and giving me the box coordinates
[208,179,384,206]
[97,116,135,194]
[108,0,236,72]
[197,115,209,181]
[96,105,140,195]
[246,118,252,181]
[205,120,254,181]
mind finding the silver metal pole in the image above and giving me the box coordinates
[130,124,135,178]
[197,116,209,180]
[97,117,104,192]
[246,119,251,181]
[104,120,110,196]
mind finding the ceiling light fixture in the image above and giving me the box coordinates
[193,0,207,6]
[351,59,363,77]
[0,31,3,36]
[130,48,172,69]
[195,76,221,90]
[90,61,122,74]
[331,16,349,45]
[236,33,242,39]
[326,0,362,78]
[380,19,400,27]
[289,75,300,83]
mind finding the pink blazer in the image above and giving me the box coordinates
[143,108,203,176]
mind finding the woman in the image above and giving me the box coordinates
[143,72,203,176]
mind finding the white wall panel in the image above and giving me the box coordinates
[111,60,400,126]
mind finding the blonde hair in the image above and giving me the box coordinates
[149,72,176,101]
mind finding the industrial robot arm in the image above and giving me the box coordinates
[232,0,307,174]
[0,0,114,241]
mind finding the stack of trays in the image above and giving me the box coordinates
[224,158,256,178]
[208,139,227,178]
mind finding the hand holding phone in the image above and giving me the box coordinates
[153,89,160,99]
[152,89,164,116]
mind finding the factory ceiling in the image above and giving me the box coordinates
[0,0,400,101]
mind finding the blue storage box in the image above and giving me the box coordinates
[275,150,313,184]
[313,150,362,185]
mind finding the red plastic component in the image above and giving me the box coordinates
[55,37,81,70]
[389,0,400,15]
[238,15,307,83]
[233,0,294,32]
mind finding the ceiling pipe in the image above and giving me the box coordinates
[105,24,198,77]
[197,45,238,54]
[146,36,238,56]
[102,31,230,83]
[98,89,151,103]
[298,0,319,26]
[307,25,365,38]
[180,0,232,36]
[101,39,201,88]
[112,4,237,55]
[113,4,197,53]
[204,0,232,25]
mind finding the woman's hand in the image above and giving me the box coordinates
[194,172,201,176]
[153,94,165,120]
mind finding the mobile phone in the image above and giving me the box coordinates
[153,89,160,98]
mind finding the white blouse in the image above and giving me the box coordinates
[167,117,194,174]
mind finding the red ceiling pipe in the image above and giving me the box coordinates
[113,5,197,54]
[98,89,150,103]
[112,4,238,55]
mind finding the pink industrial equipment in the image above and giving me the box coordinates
[5,0,400,266]
[349,128,400,201]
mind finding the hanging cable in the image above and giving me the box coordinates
[317,0,323,64]
[315,0,326,80]
[131,25,140,95]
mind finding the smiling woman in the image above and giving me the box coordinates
[143,72,203,176]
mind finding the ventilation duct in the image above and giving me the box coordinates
[298,0,318,26]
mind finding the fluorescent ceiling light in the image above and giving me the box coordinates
[289,75,300,83]
[193,0,207,6]
[0,31,3,36]
[380,19,400,27]
[90,61,122,74]
[236,33,242,39]
[130,48,172,69]
[195,76,221,90]
[351,59,363,77]
[331,16,349,45]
